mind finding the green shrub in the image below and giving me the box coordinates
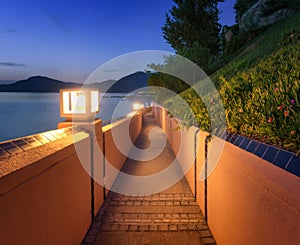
[172,12,300,154]
[219,36,300,153]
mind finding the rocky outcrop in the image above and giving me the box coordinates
[223,25,234,44]
[239,0,298,32]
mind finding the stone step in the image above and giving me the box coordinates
[100,213,206,225]
[98,223,210,233]
[111,193,194,201]
[104,205,202,214]
[107,200,198,206]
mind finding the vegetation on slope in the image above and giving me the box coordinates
[160,11,300,154]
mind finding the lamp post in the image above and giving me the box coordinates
[57,88,102,222]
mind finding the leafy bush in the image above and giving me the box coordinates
[234,0,258,23]
[167,12,300,154]
[219,34,300,153]
[178,41,211,71]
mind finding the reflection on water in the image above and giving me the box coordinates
[0,92,148,142]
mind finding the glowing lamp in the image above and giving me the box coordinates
[60,89,99,122]
[133,103,144,111]
[133,103,141,111]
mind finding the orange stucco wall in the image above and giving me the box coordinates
[195,130,208,215]
[0,138,95,245]
[103,113,142,194]
[0,112,143,245]
[207,141,300,245]
[153,105,300,245]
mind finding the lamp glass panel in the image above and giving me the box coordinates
[63,91,86,114]
[91,91,99,113]
[74,92,86,114]
[133,103,140,110]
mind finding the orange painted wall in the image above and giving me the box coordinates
[153,105,300,245]
[195,130,208,215]
[0,112,144,244]
[153,106,195,195]
[103,113,142,194]
[0,140,95,245]
[207,141,300,245]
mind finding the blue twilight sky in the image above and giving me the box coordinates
[0,0,235,83]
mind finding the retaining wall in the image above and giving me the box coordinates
[103,112,143,194]
[153,105,300,245]
[0,112,143,244]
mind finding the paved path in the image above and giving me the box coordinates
[83,113,216,245]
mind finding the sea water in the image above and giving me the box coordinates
[0,92,144,142]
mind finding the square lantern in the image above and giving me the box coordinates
[133,103,144,111]
[60,89,100,122]
[133,103,141,111]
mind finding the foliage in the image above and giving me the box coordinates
[234,0,300,24]
[261,0,300,16]
[147,72,188,95]
[147,55,192,94]
[211,11,300,85]
[177,41,211,71]
[219,35,300,153]
[215,27,264,75]
[162,0,224,69]
[219,24,238,55]
[234,0,258,23]
[160,11,300,154]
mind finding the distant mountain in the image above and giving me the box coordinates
[88,72,149,93]
[0,80,15,85]
[87,79,116,92]
[0,76,80,92]
[0,72,149,93]
[106,71,149,93]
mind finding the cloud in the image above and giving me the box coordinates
[0,62,27,67]
[1,29,17,33]
[46,13,70,34]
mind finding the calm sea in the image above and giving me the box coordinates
[0,92,145,142]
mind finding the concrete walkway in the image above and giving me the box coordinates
[82,113,216,245]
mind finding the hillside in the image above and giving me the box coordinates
[89,72,149,93]
[0,76,80,92]
[176,11,300,154]
[0,72,149,93]
[106,72,149,93]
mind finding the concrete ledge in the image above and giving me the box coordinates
[0,129,89,179]
[0,131,93,244]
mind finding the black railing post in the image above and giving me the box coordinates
[102,133,106,201]
[204,134,212,222]
[88,131,95,223]
[194,129,200,199]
